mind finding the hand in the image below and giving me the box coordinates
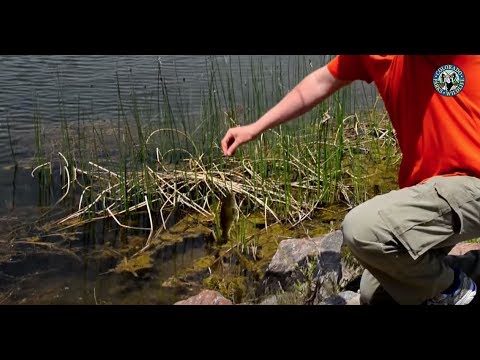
[221,124,258,156]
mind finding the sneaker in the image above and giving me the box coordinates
[427,271,477,305]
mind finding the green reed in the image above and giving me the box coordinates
[38,56,399,247]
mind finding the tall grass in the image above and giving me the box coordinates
[33,55,400,255]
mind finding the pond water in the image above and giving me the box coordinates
[0,55,379,304]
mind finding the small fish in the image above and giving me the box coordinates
[218,191,237,245]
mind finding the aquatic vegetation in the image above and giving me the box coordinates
[21,55,400,304]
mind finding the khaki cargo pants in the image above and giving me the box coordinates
[342,175,480,305]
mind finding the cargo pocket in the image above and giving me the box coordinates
[378,182,464,261]
[433,183,465,235]
[431,177,480,238]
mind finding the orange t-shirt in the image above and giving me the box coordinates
[327,55,480,188]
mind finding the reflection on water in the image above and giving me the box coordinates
[0,235,209,305]
[0,55,378,171]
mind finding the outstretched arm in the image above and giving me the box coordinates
[221,64,351,156]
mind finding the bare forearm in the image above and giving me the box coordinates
[221,65,350,156]
[250,65,349,135]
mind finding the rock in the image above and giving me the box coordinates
[266,239,319,274]
[448,242,480,256]
[322,291,360,305]
[259,295,278,305]
[263,230,343,301]
[339,247,364,290]
[313,231,345,303]
[346,294,361,305]
[174,290,232,305]
[259,292,305,305]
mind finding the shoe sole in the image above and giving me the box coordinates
[455,281,477,305]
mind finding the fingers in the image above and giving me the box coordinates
[222,126,253,156]
[226,139,239,156]
[222,129,242,157]
[221,130,234,156]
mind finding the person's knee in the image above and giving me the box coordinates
[342,204,383,257]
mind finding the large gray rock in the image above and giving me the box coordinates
[322,290,360,305]
[313,231,346,303]
[266,238,320,275]
[174,290,232,305]
[264,230,344,301]
[339,247,364,290]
